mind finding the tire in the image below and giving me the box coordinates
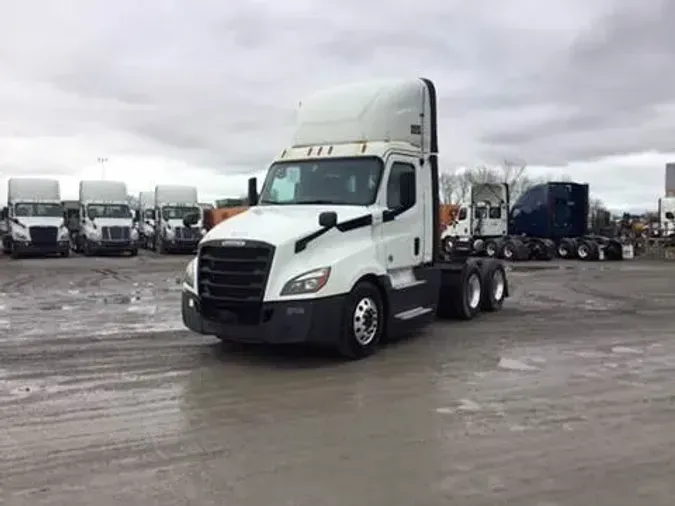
[540,239,556,261]
[337,281,384,359]
[484,240,499,258]
[557,238,575,259]
[501,239,526,261]
[437,264,483,320]
[481,263,506,312]
[130,248,138,257]
[576,239,598,261]
[61,250,70,258]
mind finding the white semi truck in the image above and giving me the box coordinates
[137,190,156,249]
[76,180,138,256]
[154,185,203,254]
[180,77,510,359]
[1,178,70,258]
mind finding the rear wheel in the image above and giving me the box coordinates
[557,238,575,259]
[576,240,598,261]
[338,281,384,359]
[437,265,483,320]
[485,240,499,258]
[481,263,506,311]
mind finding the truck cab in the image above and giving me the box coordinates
[2,178,70,258]
[443,183,509,257]
[154,185,203,254]
[77,180,138,256]
[181,78,509,358]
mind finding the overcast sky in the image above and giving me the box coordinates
[0,0,673,210]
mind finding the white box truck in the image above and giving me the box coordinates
[180,77,510,359]
[1,178,70,258]
[137,190,156,249]
[76,180,138,256]
[154,185,203,254]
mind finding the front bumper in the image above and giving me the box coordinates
[163,239,200,253]
[90,240,137,252]
[181,290,344,345]
[13,240,69,255]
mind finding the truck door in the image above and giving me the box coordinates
[382,155,423,271]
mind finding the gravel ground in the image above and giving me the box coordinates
[1,252,675,506]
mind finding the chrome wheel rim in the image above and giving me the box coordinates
[578,245,588,259]
[492,269,505,301]
[467,273,481,310]
[353,297,379,346]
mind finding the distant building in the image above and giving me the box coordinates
[666,163,675,196]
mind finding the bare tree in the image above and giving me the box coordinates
[440,161,538,204]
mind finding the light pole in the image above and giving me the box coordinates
[97,157,108,180]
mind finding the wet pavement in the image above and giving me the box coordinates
[1,254,675,505]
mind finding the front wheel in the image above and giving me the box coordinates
[338,281,384,359]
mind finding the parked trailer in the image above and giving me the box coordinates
[76,180,138,256]
[1,178,70,258]
[180,77,510,359]
[443,182,623,261]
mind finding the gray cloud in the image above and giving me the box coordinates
[0,0,673,206]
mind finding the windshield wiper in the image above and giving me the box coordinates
[295,199,344,205]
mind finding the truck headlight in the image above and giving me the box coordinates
[183,257,197,288]
[89,227,102,239]
[281,267,330,296]
[131,228,139,240]
[12,227,29,241]
[58,226,69,240]
[164,227,174,238]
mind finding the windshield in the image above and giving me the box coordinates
[87,204,130,219]
[143,209,155,220]
[14,202,63,218]
[258,157,383,206]
[162,206,199,221]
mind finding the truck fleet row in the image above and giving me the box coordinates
[441,181,627,261]
[1,179,204,258]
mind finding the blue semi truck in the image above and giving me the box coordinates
[442,181,624,261]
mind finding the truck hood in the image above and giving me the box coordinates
[12,216,64,228]
[204,205,370,246]
[90,218,134,227]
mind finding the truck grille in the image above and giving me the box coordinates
[176,226,200,241]
[102,226,130,241]
[198,241,275,325]
[29,226,58,245]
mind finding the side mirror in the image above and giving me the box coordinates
[318,211,337,229]
[0,207,7,220]
[183,212,200,227]
[666,212,674,220]
[398,171,415,209]
[248,177,259,206]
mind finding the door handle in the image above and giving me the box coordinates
[414,237,420,255]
